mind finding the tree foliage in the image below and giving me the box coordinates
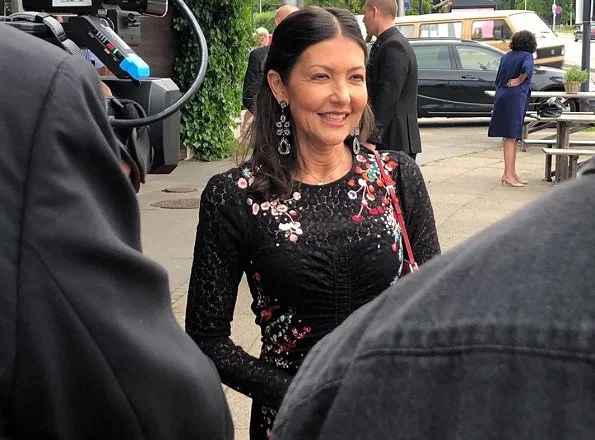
[253,10,276,32]
[500,0,575,25]
[173,0,251,160]
[304,0,365,13]
[405,0,434,15]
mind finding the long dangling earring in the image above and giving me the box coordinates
[351,127,361,155]
[276,100,291,155]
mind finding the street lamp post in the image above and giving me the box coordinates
[397,0,404,17]
[580,0,592,91]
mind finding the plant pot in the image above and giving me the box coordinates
[564,81,580,94]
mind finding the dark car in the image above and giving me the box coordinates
[410,39,592,118]
[574,23,595,41]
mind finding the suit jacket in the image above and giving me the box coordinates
[367,27,421,154]
[0,23,233,439]
[242,46,269,112]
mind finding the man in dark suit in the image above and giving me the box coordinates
[363,0,422,160]
[241,4,298,132]
[0,23,233,439]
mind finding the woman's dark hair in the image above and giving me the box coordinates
[509,30,537,53]
[239,7,375,199]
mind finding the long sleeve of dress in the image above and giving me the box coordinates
[186,173,293,407]
[395,152,441,265]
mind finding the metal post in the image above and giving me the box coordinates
[552,1,556,31]
[581,0,592,91]
[525,0,527,10]
[419,0,422,14]
[397,0,405,17]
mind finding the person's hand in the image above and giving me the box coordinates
[506,77,521,87]
[121,160,131,177]
[101,81,113,97]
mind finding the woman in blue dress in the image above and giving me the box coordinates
[488,30,537,187]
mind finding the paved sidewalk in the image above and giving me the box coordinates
[138,140,566,439]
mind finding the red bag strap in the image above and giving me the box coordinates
[370,148,418,272]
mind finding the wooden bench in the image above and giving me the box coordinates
[542,148,595,182]
[524,139,595,147]
[524,140,595,181]
[520,111,595,151]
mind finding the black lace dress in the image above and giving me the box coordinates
[186,150,440,439]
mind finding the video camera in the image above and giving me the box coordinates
[1,0,207,188]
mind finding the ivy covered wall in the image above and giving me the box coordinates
[173,0,252,160]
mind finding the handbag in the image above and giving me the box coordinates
[369,148,419,275]
[536,97,564,118]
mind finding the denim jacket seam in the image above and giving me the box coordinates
[356,344,595,361]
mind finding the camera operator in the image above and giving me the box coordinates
[0,23,233,439]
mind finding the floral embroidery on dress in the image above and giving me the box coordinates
[237,154,402,251]
[239,169,304,244]
[252,272,280,323]
[348,153,403,255]
[261,310,312,369]
[237,167,255,190]
[251,271,313,369]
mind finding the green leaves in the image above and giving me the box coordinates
[173,0,251,161]
[564,66,590,84]
[252,10,276,32]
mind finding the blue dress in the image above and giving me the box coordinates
[488,50,534,140]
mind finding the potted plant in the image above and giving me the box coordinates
[563,66,590,94]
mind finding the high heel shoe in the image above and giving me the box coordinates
[501,177,525,187]
[515,177,528,185]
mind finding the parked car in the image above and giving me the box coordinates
[409,39,595,118]
[394,10,566,68]
[574,23,595,41]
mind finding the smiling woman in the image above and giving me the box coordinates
[185,7,441,440]
[266,35,369,183]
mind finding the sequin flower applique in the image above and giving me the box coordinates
[348,154,389,223]
[247,191,304,244]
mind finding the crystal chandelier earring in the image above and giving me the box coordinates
[276,100,291,155]
[351,127,361,155]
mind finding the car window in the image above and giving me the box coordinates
[420,22,462,38]
[508,12,555,37]
[456,46,501,71]
[396,25,414,38]
[471,19,513,41]
[412,45,452,69]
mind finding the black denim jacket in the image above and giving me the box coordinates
[273,163,595,440]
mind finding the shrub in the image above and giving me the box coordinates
[564,66,590,84]
[173,0,252,160]
[252,10,276,34]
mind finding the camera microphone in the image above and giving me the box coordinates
[66,15,150,80]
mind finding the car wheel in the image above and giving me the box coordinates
[564,98,580,112]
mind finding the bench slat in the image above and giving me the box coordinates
[525,139,595,145]
[542,148,595,156]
